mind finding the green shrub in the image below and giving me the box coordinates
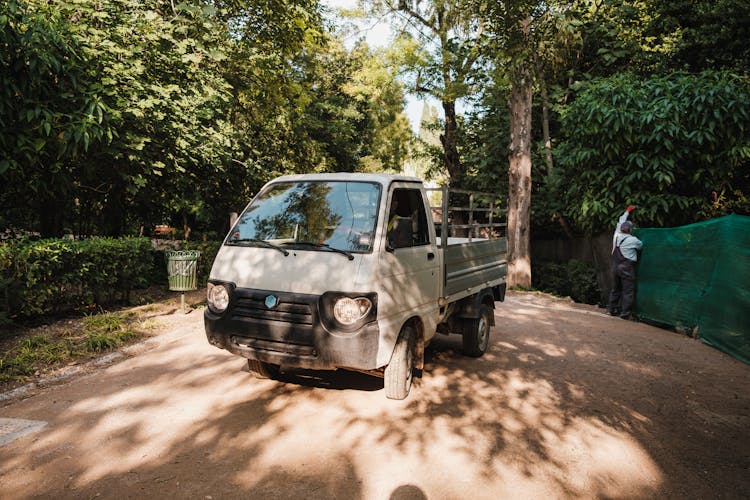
[0,236,222,322]
[0,237,153,320]
[533,261,568,296]
[533,259,601,305]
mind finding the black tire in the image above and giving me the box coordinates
[462,303,493,357]
[384,326,415,400]
[247,359,281,379]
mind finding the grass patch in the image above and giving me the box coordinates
[0,311,147,384]
[138,318,162,330]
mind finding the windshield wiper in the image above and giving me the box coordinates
[284,241,355,260]
[226,238,289,256]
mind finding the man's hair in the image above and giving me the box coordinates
[621,221,633,233]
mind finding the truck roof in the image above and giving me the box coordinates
[271,172,423,187]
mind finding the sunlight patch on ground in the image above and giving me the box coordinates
[543,417,663,495]
[520,339,567,357]
[0,418,47,447]
[0,304,669,498]
[495,341,519,350]
[618,360,662,377]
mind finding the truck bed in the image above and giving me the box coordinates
[437,237,508,301]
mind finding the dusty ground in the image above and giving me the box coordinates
[0,291,748,499]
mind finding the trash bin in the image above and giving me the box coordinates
[165,250,201,292]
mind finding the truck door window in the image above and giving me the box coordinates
[387,188,429,249]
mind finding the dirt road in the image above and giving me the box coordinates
[1,292,748,499]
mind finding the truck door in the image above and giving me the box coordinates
[379,184,440,327]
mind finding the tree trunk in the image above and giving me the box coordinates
[441,100,462,186]
[507,63,533,288]
[539,73,554,176]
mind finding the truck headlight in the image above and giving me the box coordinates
[333,297,372,325]
[207,283,230,313]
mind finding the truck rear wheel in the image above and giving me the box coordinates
[462,303,492,357]
[385,326,415,400]
[247,359,281,379]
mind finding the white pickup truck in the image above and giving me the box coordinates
[204,173,507,399]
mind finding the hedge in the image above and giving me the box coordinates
[0,238,155,321]
[0,238,223,323]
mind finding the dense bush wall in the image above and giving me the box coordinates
[0,238,222,323]
[0,238,153,321]
[554,72,750,233]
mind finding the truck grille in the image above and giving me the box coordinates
[232,293,314,325]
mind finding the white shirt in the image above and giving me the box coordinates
[612,210,643,261]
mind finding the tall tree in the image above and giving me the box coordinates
[367,0,486,186]
[478,2,542,288]
[1,0,411,237]
[476,0,583,286]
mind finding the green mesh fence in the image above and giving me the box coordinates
[635,214,750,365]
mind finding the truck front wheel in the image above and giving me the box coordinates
[462,304,492,357]
[385,326,415,400]
[247,359,281,379]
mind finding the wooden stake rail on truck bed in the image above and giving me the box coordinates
[426,187,508,303]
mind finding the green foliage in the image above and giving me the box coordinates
[1,335,74,379]
[4,0,749,247]
[81,311,138,351]
[0,237,153,319]
[367,0,489,185]
[457,92,511,196]
[0,0,235,236]
[554,71,750,233]
[1,0,411,239]
[532,259,601,304]
[650,0,750,74]
[285,39,413,174]
[81,310,133,332]
[84,329,138,352]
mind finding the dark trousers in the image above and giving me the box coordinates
[608,262,636,318]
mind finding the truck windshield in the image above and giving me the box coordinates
[227,181,382,253]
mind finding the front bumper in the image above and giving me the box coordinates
[204,287,380,370]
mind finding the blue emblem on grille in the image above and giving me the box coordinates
[264,295,278,308]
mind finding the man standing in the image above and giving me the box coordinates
[608,205,643,319]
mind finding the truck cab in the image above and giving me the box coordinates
[204,173,507,399]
